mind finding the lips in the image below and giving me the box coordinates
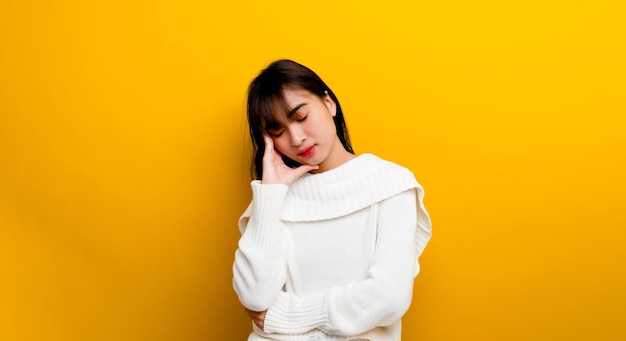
[298,145,315,158]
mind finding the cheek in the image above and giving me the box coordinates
[321,116,337,137]
[271,137,290,154]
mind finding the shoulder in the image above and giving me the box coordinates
[356,153,418,187]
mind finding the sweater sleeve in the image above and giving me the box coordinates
[263,187,432,335]
[233,180,290,311]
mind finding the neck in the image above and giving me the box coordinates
[311,145,355,174]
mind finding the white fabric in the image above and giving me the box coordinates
[233,154,432,340]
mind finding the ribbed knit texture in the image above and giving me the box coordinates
[233,154,432,340]
[233,183,289,311]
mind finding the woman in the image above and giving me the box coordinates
[233,59,432,340]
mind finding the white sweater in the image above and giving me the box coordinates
[233,154,432,340]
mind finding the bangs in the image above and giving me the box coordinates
[256,89,292,131]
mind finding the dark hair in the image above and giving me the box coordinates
[247,59,354,179]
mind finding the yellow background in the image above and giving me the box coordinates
[1,0,625,340]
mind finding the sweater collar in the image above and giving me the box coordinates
[281,153,418,222]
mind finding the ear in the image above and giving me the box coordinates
[324,92,337,117]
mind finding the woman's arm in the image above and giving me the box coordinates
[233,181,290,311]
[262,188,432,335]
[233,134,318,311]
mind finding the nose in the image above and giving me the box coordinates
[288,125,306,147]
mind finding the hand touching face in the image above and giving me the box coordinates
[265,88,350,174]
[261,133,318,185]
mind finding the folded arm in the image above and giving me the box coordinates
[263,188,432,335]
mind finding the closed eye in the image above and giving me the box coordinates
[267,128,284,137]
[293,111,308,122]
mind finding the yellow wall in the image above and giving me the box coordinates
[1,1,624,340]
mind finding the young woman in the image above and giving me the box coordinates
[233,59,432,340]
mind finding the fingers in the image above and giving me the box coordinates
[262,132,274,153]
[260,132,318,185]
[262,132,283,163]
[244,308,267,330]
[292,164,319,179]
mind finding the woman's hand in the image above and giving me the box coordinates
[245,308,267,330]
[261,133,318,185]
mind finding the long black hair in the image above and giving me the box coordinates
[247,59,354,179]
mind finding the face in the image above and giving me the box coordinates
[264,88,347,172]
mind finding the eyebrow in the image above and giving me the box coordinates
[286,103,306,119]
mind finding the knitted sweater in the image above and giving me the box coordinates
[233,153,432,340]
